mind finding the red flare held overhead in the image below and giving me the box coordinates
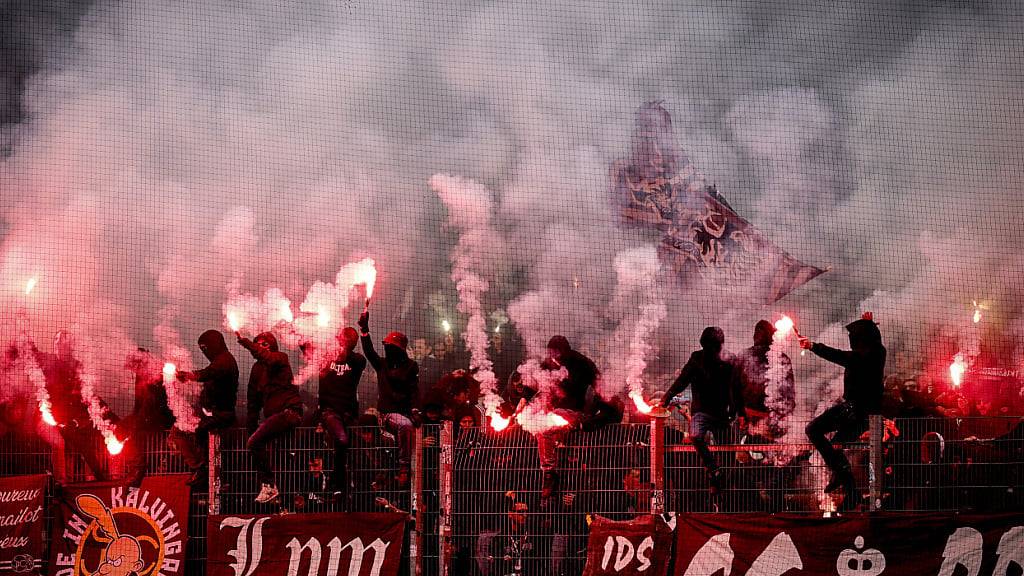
[352,258,377,300]
[774,315,795,336]
[226,311,241,332]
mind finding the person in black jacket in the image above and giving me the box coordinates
[239,331,303,503]
[537,336,600,499]
[800,313,886,505]
[171,330,240,486]
[733,320,795,430]
[317,326,366,503]
[121,349,175,487]
[357,310,418,472]
[660,327,738,493]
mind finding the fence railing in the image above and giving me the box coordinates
[1,415,1022,575]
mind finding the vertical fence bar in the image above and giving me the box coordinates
[438,421,453,576]
[649,416,665,515]
[869,415,883,511]
[411,426,423,576]
[208,433,221,516]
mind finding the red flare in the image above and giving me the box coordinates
[774,315,795,335]
[489,412,511,432]
[629,390,654,415]
[950,354,967,388]
[105,436,124,456]
[24,277,37,295]
[548,413,570,428]
[227,311,241,332]
[352,258,377,299]
[40,404,57,427]
[162,362,176,381]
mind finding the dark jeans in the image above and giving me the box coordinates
[60,421,108,482]
[320,408,353,491]
[805,402,868,474]
[690,412,731,475]
[247,408,302,485]
[382,412,414,469]
[170,411,235,471]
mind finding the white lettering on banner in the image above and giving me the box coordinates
[937,527,983,576]
[993,526,1024,575]
[835,537,884,576]
[220,517,269,576]
[683,532,802,576]
[599,536,654,572]
[287,536,391,576]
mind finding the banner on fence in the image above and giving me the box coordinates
[207,512,406,576]
[675,513,1024,576]
[0,474,47,575]
[48,475,190,576]
[583,514,674,576]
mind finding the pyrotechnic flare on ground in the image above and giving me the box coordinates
[170,330,240,486]
[660,327,739,494]
[733,320,795,432]
[357,310,419,472]
[537,335,600,499]
[800,313,886,509]
[238,331,303,503]
[316,326,366,504]
[33,330,110,481]
[120,349,175,487]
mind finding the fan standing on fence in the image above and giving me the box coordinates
[800,312,886,510]
[120,348,175,487]
[239,331,303,504]
[171,329,240,487]
[316,326,366,507]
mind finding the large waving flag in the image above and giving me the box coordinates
[613,102,825,303]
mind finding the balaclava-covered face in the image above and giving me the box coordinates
[198,330,228,361]
[254,332,279,352]
[699,327,725,358]
[845,319,881,352]
[753,320,775,347]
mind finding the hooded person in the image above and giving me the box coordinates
[660,327,739,494]
[357,310,419,472]
[536,335,601,499]
[732,320,795,430]
[316,326,367,503]
[238,330,303,504]
[33,330,109,482]
[120,349,175,487]
[170,329,240,486]
[800,312,886,508]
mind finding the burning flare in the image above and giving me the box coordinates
[441,319,451,333]
[351,257,377,302]
[24,277,38,295]
[13,334,58,426]
[489,412,511,432]
[950,354,967,388]
[279,301,294,323]
[226,311,241,332]
[972,301,982,324]
[317,306,331,327]
[629,390,654,415]
[774,315,795,335]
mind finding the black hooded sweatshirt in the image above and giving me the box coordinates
[194,330,240,418]
[662,350,738,419]
[241,332,303,426]
[361,335,419,416]
[547,338,600,412]
[809,319,886,415]
[34,350,91,425]
[318,348,367,419]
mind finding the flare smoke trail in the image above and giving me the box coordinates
[13,333,57,427]
[431,173,503,420]
[161,362,199,432]
[514,358,570,434]
[74,345,122,454]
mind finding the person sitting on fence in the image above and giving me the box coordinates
[534,335,601,500]
[239,331,303,504]
[799,312,885,509]
[357,310,419,475]
[316,326,366,506]
[121,348,175,487]
[659,327,739,495]
[171,329,240,487]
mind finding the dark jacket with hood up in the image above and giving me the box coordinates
[809,318,886,415]
[241,332,303,427]
[663,352,739,419]
[194,330,240,420]
[547,337,599,413]
[361,335,419,416]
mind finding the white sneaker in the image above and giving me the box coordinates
[255,483,279,503]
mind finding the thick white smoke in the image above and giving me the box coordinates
[431,173,504,419]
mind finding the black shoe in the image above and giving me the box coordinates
[824,469,853,494]
[708,470,724,495]
[541,471,559,499]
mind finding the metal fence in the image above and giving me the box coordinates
[1,415,1022,575]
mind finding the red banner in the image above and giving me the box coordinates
[48,475,191,576]
[0,474,47,575]
[583,514,674,576]
[675,513,1024,576]
[207,512,406,576]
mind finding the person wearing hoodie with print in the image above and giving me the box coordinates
[238,331,303,503]
[357,310,418,472]
[171,330,240,486]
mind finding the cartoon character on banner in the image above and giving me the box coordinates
[74,494,164,576]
